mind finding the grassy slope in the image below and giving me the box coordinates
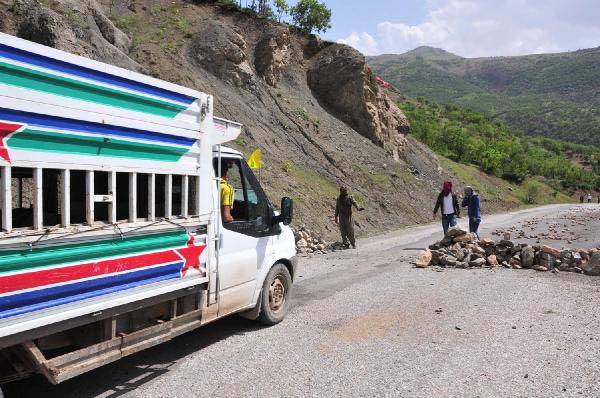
[368,47,600,147]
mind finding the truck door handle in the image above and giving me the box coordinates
[216,233,223,250]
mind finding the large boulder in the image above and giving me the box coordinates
[447,226,468,238]
[521,246,535,268]
[498,240,516,248]
[541,245,561,259]
[415,249,432,268]
[582,252,600,276]
[190,20,255,88]
[307,44,409,160]
[13,0,137,70]
[430,250,445,264]
[469,258,486,267]
[441,255,458,267]
[454,232,476,243]
[303,34,331,58]
[487,254,499,267]
[539,252,557,268]
[254,27,291,87]
[16,4,67,48]
[471,244,486,255]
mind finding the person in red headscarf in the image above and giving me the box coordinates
[433,181,460,235]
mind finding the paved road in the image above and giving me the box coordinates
[5,204,600,397]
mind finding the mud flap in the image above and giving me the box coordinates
[238,292,262,320]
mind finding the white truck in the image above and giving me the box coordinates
[0,33,296,392]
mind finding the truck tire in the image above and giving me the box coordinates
[258,263,292,325]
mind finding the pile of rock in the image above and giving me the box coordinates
[416,227,600,276]
[294,226,328,256]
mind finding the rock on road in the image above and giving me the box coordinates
[5,204,600,397]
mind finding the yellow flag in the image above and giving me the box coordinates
[247,148,262,170]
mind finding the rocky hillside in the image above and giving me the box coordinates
[369,46,600,147]
[0,0,522,240]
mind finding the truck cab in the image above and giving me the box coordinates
[212,146,296,324]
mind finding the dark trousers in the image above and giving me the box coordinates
[442,213,457,235]
[469,217,481,239]
[339,215,355,247]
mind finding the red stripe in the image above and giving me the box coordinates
[0,249,184,295]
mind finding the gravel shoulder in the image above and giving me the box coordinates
[5,204,600,398]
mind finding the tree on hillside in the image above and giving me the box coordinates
[274,0,289,22]
[257,0,274,18]
[290,0,332,34]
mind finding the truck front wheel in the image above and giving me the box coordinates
[258,263,292,325]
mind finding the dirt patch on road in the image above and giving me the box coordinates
[328,312,402,342]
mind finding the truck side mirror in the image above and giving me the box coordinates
[273,197,293,226]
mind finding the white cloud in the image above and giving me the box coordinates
[337,0,600,57]
[337,32,379,55]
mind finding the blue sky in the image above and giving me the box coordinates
[313,0,600,57]
[320,0,426,42]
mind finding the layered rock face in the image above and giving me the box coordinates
[11,0,137,70]
[189,20,256,89]
[254,27,291,87]
[308,45,409,160]
[189,20,411,161]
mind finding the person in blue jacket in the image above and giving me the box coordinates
[461,186,481,239]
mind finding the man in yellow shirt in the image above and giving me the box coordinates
[220,165,235,223]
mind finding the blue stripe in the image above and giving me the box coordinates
[0,43,196,106]
[0,262,183,319]
[0,107,196,147]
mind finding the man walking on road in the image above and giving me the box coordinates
[433,181,460,236]
[461,186,481,239]
[335,187,364,249]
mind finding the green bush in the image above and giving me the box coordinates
[281,160,294,173]
[400,100,600,190]
[524,181,540,204]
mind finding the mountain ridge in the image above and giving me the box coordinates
[373,45,600,61]
[368,45,600,146]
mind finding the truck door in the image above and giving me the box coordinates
[215,157,276,315]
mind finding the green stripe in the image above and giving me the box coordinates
[0,230,188,275]
[0,61,187,118]
[7,129,187,162]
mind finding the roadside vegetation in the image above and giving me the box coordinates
[400,98,600,191]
